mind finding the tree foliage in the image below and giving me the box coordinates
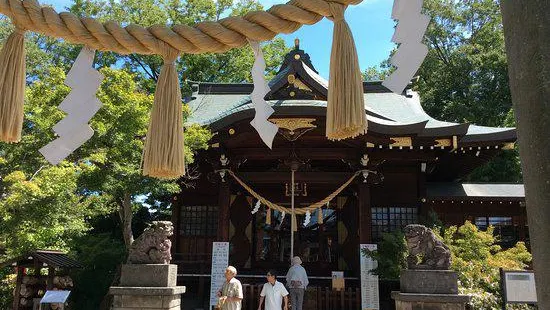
[417,0,521,182]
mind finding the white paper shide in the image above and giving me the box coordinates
[383,0,429,94]
[248,40,278,149]
[39,47,104,164]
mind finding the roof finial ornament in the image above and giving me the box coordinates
[294,38,300,49]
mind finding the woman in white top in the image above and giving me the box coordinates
[258,270,289,310]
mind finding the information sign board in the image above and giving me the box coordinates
[360,244,379,310]
[209,242,230,309]
[502,270,537,304]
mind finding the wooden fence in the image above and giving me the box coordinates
[241,284,362,310]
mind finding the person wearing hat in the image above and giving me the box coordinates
[258,270,289,310]
[285,256,309,310]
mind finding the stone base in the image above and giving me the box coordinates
[110,286,186,310]
[120,264,177,287]
[400,270,458,294]
[392,292,471,310]
[110,264,185,310]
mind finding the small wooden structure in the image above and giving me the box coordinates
[0,250,82,310]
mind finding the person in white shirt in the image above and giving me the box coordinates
[258,270,289,310]
[285,256,309,310]
[217,266,243,310]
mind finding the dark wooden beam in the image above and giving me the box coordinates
[228,148,437,161]
[237,172,354,184]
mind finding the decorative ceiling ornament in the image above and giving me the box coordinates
[269,118,316,141]
[248,40,278,149]
[383,0,430,94]
[39,47,103,164]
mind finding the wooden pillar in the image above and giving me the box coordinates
[417,163,429,220]
[171,199,181,256]
[217,180,231,241]
[13,266,23,310]
[47,267,55,290]
[518,202,527,242]
[358,181,372,244]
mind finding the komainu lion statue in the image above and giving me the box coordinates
[128,221,174,264]
[403,224,451,270]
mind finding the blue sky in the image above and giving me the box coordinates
[40,0,396,79]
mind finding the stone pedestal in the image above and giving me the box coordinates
[392,292,471,310]
[109,264,186,310]
[393,270,470,310]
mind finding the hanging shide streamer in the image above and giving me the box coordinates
[266,207,271,225]
[318,208,323,224]
[248,40,278,148]
[252,200,261,214]
[326,3,367,141]
[303,210,311,227]
[39,47,103,164]
[142,46,185,179]
[0,26,26,142]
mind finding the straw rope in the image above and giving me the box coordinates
[0,0,362,56]
[221,169,361,215]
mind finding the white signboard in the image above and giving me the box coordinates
[504,271,537,303]
[210,242,230,309]
[40,290,71,303]
[360,244,379,310]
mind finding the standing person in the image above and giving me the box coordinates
[258,270,289,310]
[217,266,243,310]
[285,256,309,310]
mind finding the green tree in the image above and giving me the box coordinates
[413,0,521,182]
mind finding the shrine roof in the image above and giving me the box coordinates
[427,183,525,199]
[185,45,516,143]
[0,250,83,268]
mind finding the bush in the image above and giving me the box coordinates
[361,230,407,280]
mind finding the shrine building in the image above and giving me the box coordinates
[172,42,526,309]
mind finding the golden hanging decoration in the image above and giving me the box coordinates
[317,207,324,224]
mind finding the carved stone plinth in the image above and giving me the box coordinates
[400,270,458,294]
[393,270,470,310]
[392,292,471,310]
[110,264,185,310]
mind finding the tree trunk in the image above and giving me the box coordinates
[119,192,134,249]
[500,1,550,307]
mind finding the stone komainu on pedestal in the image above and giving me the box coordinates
[403,224,451,270]
[127,221,173,264]
[392,225,471,310]
[109,221,186,310]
